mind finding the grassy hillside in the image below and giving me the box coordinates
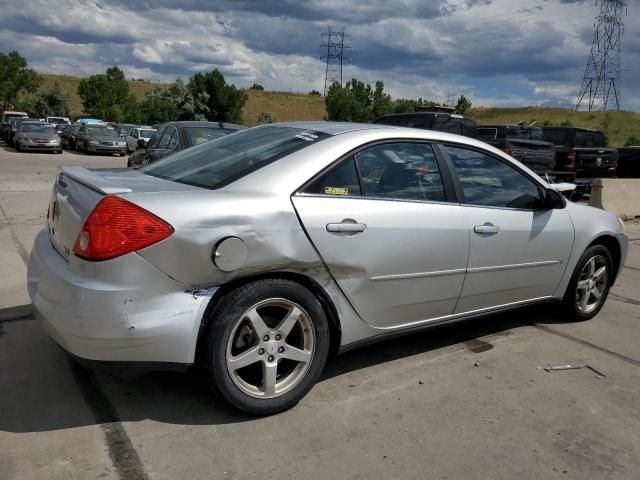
[243,90,326,126]
[37,73,640,146]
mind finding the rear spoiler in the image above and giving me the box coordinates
[60,166,132,195]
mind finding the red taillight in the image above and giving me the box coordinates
[564,152,577,171]
[73,196,173,261]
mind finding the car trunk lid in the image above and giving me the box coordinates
[47,166,199,260]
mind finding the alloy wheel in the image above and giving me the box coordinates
[225,298,315,399]
[576,255,608,314]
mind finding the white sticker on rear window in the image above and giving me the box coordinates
[295,132,319,142]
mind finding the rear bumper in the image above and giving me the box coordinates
[27,229,216,364]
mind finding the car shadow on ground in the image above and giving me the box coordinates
[0,304,567,432]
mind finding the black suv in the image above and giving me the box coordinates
[477,124,556,174]
[373,111,477,138]
[542,127,617,181]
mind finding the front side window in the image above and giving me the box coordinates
[443,145,542,210]
[144,126,329,190]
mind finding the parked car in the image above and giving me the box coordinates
[76,118,105,125]
[75,123,127,156]
[115,123,137,137]
[477,124,556,175]
[7,117,38,147]
[60,124,81,150]
[542,127,617,181]
[373,111,478,138]
[28,122,627,415]
[125,126,156,153]
[127,121,246,168]
[14,121,62,153]
[46,116,71,125]
[1,111,29,140]
[616,147,640,178]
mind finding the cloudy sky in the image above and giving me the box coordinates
[0,0,638,110]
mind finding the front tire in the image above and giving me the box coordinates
[562,244,613,321]
[205,279,330,415]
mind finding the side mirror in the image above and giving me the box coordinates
[544,188,565,210]
[137,138,146,148]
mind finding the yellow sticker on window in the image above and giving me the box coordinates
[324,187,349,196]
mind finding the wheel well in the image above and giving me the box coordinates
[589,235,622,280]
[194,272,342,365]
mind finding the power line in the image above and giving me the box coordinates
[576,0,627,111]
[320,27,351,96]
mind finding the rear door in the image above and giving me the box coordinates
[440,144,574,313]
[292,141,469,328]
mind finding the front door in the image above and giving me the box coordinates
[292,142,469,329]
[440,144,574,313]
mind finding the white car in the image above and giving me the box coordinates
[126,127,157,153]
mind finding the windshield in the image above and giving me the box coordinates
[477,128,498,140]
[186,127,235,145]
[4,114,28,123]
[143,126,329,189]
[21,123,55,133]
[48,117,67,123]
[86,126,117,137]
[139,129,156,138]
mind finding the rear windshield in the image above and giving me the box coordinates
[542,129,570,146]
[143,126,329,190]
[21,123,55,133]
[186,126,235,145]
[477,128,498,140]
[139,129,156,138]
[575,131,605,147]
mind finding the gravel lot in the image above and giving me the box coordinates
[1,145,639,480]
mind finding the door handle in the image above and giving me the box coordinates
[474,223,500,235]
[326,219,367,234]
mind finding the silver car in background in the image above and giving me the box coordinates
[125,126,157,153]
[28,122,628,415]
[15,121,62,153]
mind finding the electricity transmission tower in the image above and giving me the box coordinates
[575,0,626,111]
[321,27,351,96]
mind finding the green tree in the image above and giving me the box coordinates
[391,97,436,114]
[187,69,247,123]
[32,82,70,117]
[624,135,640,147]
[325,78,395,122]
[249,83,264,91]
[455,95,472,116]
[0,50,39,110]
[139,79,196,124]
[77,66,130,120]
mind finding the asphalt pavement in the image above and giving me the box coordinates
[1,144,639,480]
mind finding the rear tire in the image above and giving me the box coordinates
[15,141,21,152]
[561,244,613,321]
[205,279,330,415]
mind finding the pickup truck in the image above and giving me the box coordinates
[477,124,556,174]
[373,111,478,138]
[542,127,617,181]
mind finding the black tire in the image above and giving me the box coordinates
[15,141,21,152]
[119,152,125,157]
[562,244,613,321]
[205,278,330,415]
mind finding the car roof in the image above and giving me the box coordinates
[164,121,246,129]
[269,121,390,135]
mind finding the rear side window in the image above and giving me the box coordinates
[147,127,166,149]
[444,145,542,210]
[144,126,329,190]
[304,142,446,203]
[432,116,462,135]
[478,128,498,140]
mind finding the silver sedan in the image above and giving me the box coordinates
[28,122,628,414]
